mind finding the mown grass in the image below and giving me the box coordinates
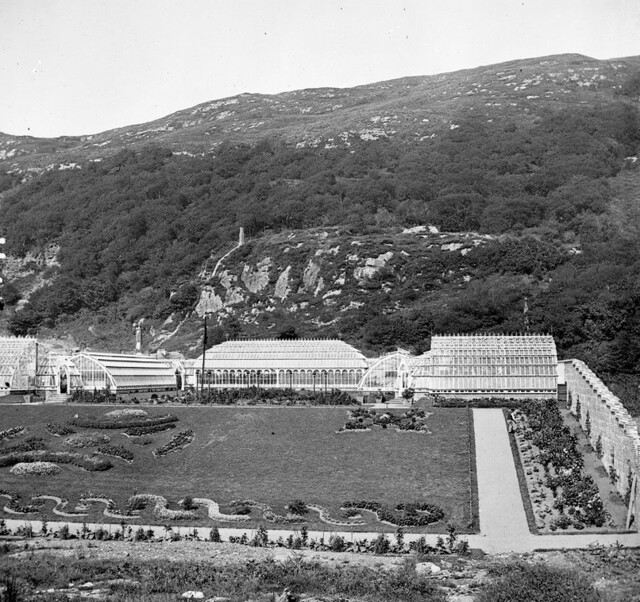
[0,404,474,531]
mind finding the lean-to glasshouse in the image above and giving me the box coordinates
[191,339,369,390]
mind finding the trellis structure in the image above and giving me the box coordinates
[191,339,369,391]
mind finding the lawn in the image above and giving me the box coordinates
[0,404,475,532]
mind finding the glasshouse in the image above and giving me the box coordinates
[191,339,369,390]
[412,334,558,398]
[0,336,38,395]
[69,352,184,393]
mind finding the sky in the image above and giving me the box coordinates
[1,0,639,138]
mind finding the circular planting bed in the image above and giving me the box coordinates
[10,462,61,477]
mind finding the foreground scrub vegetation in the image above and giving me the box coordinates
[1,539,637,601]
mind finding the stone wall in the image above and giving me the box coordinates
[561,359,639,524]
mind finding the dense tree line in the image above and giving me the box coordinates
[1,95,640,411]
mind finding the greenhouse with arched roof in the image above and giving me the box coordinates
[69,352,184,393]
[191,339,369,390]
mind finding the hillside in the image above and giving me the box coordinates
[1,53,640,412]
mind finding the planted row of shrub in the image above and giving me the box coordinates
[434,397,535,409]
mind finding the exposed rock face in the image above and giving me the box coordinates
[353,251,394,283]
[302,260,322,291]
[274,266,292,300]
[241,258,272,293]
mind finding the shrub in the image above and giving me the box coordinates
[373,533,391,554]
[328,535,346,552]
[288,500,308,515]
[477,563,600,602]
[209,527,221,542]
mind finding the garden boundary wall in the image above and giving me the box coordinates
[560,359,639,528]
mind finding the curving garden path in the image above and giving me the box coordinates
[3,409,638,552]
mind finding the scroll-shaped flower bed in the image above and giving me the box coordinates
[153,430,194,457]
[10,461,61,476]
[127,494,195,520]
[342,500,445,526]
[64,433,110,448]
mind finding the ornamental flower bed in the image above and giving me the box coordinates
[64,433,111,448]
[70,414,178,430]
[153,430,194,457]
[0,426,26,441]
[0,450,112,472]
[342,500,445,526]
[127,494,195,520]
[96,444,134,462]
[0,437,47,455]
[123,422,176,437]
[44,423,75,437]
[104,409,148,419]
[338,408,431,433]
[10,461,61,476]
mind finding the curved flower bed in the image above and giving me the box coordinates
[45,423,75,437]
[342,500,445,526]
[69,414,178,430]
[124,422,175,437]
[153,430,194,457]
[32,495,89,517]
[127,494,195,520]
[96,444,134,462]
[10,461,61,476]
[105,409,148,419]
[64,433,111,448]
[0,426,26,441]
[193,498,251,521]
[0,450,112,472]
[0,491,44,513]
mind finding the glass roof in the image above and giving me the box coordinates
[196,339,369,370]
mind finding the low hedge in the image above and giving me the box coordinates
[434,397,541,408]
